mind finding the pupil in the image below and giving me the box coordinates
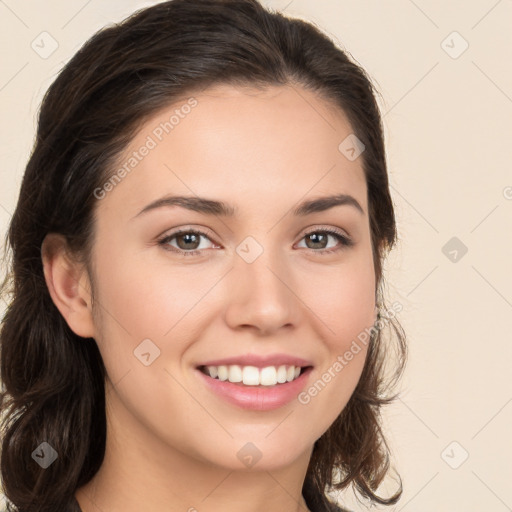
[178,233,199,250]
[308,233,326,249]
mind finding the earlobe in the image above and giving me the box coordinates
[41,233,96,339]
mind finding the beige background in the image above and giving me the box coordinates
[1,1,511,510]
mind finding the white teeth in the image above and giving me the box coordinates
[217,365,228,381]
[229,365,243,383]
[203,364,304,386]
[242,366,260,385]
[260,366,276,386]
[276,365,287,383]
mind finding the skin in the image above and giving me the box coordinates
[42,83,377,512]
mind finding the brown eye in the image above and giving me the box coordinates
[298,228,354,255]
[158,229,216,257]
[174,232,202,250]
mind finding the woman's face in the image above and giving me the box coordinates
[87,83,376,471]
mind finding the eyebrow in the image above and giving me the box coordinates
[132,193,365,220]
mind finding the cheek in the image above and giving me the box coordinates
[89,244,222,377]
[299,253,375,411]
[306,249,376,348]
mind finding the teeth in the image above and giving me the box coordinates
[217,366,228,381]
[229,365,242,383]
[276,365,288,383]
[259,366,276,386]
[242,366,259,385]
[204,364,304,386]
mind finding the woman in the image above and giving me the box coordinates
[0,1,407,511]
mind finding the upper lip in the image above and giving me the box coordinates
[197,353,313,369]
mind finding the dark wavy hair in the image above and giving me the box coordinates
[0,0,407,510]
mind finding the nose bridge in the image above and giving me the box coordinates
[224,233,298,332]
[235,234,290,299]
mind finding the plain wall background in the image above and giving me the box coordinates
[1,1,511,510]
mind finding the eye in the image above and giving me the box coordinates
[297,227,354,255]
[157,226,354,257]
[158,229,218,257]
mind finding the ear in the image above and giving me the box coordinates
[41,233,95,338]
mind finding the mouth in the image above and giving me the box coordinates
[196,364,313,387]
[195,363,314,411]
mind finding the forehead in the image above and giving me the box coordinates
[96,83,368,221]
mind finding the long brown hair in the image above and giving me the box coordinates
[0,1,407,510]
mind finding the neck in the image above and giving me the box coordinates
[76,384,313,512]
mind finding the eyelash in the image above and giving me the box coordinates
[157,227,354,257]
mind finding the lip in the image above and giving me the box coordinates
[197,353,313,369]
[196,366,313,411]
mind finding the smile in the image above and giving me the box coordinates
[196,365,314,411]
[198,364,306,386]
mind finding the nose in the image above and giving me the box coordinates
[223,249,300,336]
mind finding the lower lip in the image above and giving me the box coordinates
[196,367,313,411]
